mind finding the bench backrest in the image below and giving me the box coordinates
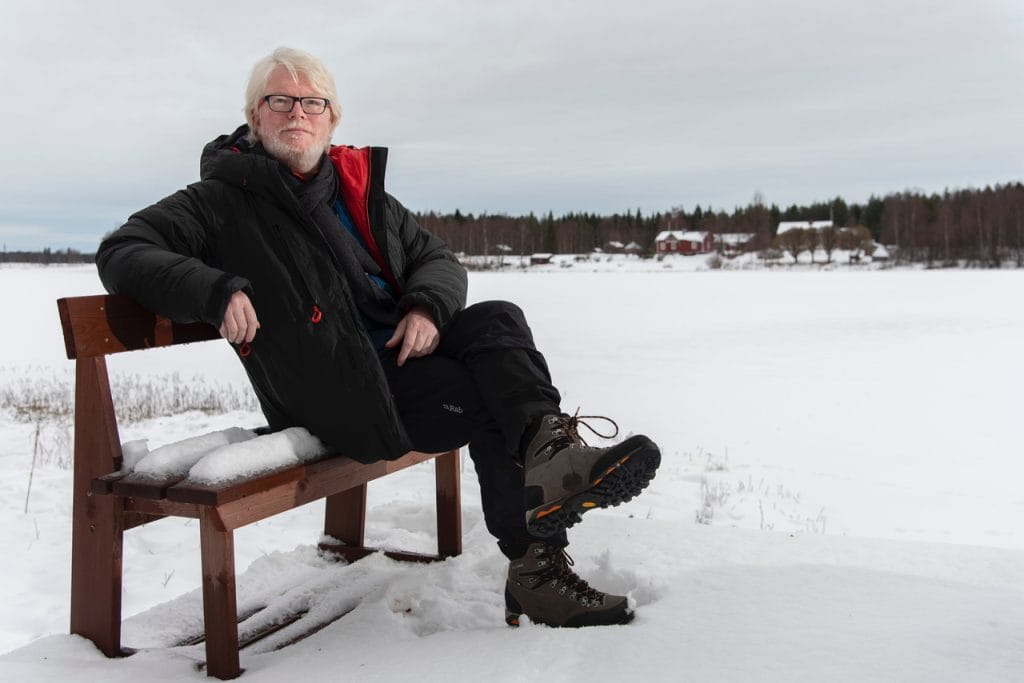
[57,294,219,359]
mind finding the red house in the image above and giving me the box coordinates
[655,230,714,255]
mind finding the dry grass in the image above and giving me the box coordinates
[1,366,259,468]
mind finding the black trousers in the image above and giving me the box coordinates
[379,300,567,559]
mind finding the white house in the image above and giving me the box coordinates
[776,220,834,235]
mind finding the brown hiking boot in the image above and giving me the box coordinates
[505,543,633,627]
[522,413,660,538]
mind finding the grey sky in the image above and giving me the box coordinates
[1,0,1021,250]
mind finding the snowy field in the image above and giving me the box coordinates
[0,261,1022,681]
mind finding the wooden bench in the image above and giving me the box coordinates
[57,294,462,679]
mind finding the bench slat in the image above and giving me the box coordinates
[90,471,125,495]
[58,295,219,360]
[212,452,439,532]
[318,543,447,564]
[167,464,307,507]
[165,450,436,509]
[122,499,201,522]
[111,472,189,500]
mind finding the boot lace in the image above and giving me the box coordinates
[535,546,607,607]
[544,410,619,456]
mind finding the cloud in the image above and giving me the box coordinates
[1,0,1022,247]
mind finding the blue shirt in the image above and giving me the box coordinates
[333,198,397,351]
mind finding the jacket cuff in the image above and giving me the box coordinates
[397,292,442,327]
[205,273,253,328]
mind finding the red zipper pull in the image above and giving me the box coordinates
[239,342,252,357]
[311,305,323,323]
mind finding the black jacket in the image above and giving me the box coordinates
[96,125,468,461]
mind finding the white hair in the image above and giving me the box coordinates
[244,47,342,143]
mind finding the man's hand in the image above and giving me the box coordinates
[219,290,260,344]
[386,305,439,366]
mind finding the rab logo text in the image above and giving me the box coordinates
[443,403,464,414]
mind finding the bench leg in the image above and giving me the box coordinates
[435,449,462,557]
[200,509,240,680]
[70,356,125,657]
[324,484,367,547]
[70,492,124,656]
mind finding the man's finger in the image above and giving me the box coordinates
[231,306,247,343]
[385,317,407,349]
[243,302,260,343]
[397,335,412,366]
[223,310,238,342]
[400,325,428,365]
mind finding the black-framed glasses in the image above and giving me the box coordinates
[262,95,330,115]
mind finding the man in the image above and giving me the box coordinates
[97,47,660,628]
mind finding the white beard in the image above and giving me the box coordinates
[261,128,328,175]
[264,137,323,175]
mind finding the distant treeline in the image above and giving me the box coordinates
[415,181,1024,267]
[1,248,94,264]
[5,182,1022,267]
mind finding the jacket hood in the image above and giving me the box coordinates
[198,124,386,202]
[199,124,280,186]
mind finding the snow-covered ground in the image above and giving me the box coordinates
[1,262,1022,681]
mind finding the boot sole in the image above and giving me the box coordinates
[505,589,634,627]
[526,436,660,538]
[505,606,635,628]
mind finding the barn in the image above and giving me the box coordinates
[655,230,714,255]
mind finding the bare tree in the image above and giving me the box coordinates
[837,226,873,262]
[775,228,810,264]
[820,226,838,263]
